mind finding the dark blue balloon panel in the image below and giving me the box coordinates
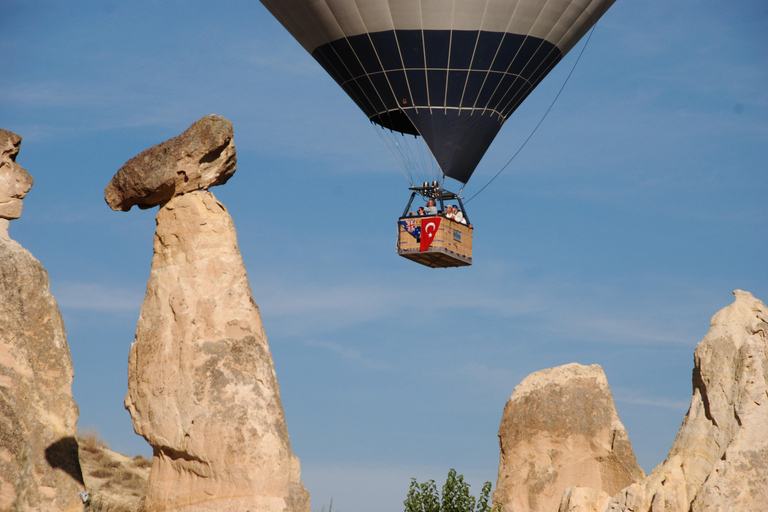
[312,29,563,183]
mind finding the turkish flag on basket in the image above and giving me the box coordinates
[419,217,441,251]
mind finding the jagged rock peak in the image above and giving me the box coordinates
[561,290,768,512]
[123,190,309,511]
[0,128,84,511]
[0,128,34,225]
[493,363,644,512]
[104,114,236,211]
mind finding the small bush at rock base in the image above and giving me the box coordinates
[404,469,501,512]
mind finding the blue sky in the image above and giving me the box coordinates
[2,1,767,511]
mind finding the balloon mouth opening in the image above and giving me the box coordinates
[371,110,419,136]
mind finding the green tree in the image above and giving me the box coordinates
[404,469,500,512]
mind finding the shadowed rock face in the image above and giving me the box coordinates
[492,363,644,512]
[104,114,236,211]
[560,290,768,512]
[0,128,84,511]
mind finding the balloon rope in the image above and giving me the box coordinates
[464,17,602,204]
[374,126,415,186]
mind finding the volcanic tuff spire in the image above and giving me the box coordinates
[559,290,768,512]
[492,363,644,512]
[109,116,309,512]
[0,128,85,511]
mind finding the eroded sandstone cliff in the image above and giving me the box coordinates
[1,128,85,511]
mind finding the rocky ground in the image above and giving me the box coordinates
[78,431,149,512]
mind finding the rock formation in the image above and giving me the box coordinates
[558,487,610,512]
[105,114,236,212]
[559,290,768,512]
[108,115,309,512]
[0,128,85,511]
[0,129,34,224]
[492,363,644,512]
[78,430,150,512]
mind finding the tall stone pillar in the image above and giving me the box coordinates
[106,115,309,512]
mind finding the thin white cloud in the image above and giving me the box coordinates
[252,265,712,347]
[304,339,390,371]
[613,387,690,411]
[455,361,522,395]
[52,281,144,313]
[252,272,549,338]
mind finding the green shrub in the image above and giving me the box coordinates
[404,469,500,512]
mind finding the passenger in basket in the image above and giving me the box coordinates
[408,206,426,217]
[423,199,438,216]
[445,205,456,220]
[452,205,467,225]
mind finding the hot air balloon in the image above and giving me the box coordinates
[260,0,616,267]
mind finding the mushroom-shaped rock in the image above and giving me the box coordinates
[109,119,309,511]
[105,114,236,211]
[0,128,34,222]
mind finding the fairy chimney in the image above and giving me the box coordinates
[106,115,310,512]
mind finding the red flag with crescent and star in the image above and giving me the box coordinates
[419,217,441,251]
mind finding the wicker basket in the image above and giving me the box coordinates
[397,216,473,268]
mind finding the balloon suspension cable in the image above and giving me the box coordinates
[374,124,415,186]
[464,8,605,205]
[374,122,443,188]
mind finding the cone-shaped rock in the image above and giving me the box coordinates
[582,290,768,512]
[105,114,236,211]
[0,129,85,511]
[492,363,644,512]
[113,117,309,511]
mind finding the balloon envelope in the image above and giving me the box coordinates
[261,0,616,184]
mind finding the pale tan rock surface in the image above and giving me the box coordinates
[0,128,85,511]
[0,129,34,221]
[123,190,309,512]
[105,114,236,211]
[597,290,768,512]
[492,363,644,512]
[558,487,611,512]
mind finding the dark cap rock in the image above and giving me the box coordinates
[105,115,237,211]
